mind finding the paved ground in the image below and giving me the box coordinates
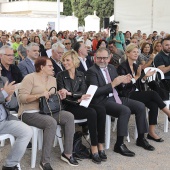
[1,113,170,170]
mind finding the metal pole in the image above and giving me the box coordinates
[57,0,60,32]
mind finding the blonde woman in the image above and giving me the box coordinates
[117,43,170,142]
[57,50,107,164]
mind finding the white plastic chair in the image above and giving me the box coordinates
[105,115,130,150]
[144,67,169,132]
[0,134,21,170]
[30,126,43,168]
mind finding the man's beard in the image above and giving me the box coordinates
[163,49,170,54]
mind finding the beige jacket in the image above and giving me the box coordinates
[18,72,56,116]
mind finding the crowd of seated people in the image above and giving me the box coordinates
[0,28,170,170]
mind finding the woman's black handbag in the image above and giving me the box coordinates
[39,87,62,116]
[72,131,91,159]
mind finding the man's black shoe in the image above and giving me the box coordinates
[136,138,155,151]
[91,152,101,164]
[27,142,32,149]
[114,144,135,157]
[2,165,19,170]
[99,150,107,161]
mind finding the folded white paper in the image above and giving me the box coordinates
[46,49,52,58]
[79,85,98,108]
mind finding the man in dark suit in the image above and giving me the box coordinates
[74,41,93,134]
[74,41,93,75]
[86,47,154,157]
[50,42,65,77]
[0,45,23,83]
[18,43,39,77]
[0,51,33,170]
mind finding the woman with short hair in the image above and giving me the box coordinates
[57,50,107,164]
[18,57,78,169]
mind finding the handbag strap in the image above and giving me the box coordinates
[48,87,57,94]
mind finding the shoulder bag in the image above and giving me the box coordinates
[39,87,62,117]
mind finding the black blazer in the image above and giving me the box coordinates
[77,56,93,74]
[50,57,65,77]
[57,69,87,105]
[1,64,23,83]
[86,64,118,104]
[117,60,145,97]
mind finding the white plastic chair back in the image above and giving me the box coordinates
[144,67,164,82]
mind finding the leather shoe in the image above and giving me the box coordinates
[91,152,101,164]
[114,144,135,157]
[99,150,107,161]
[2,165,19,170]
[61,152,78,166]
[147,134,164,142]
[136,138,155,151]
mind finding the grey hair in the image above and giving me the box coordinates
[96,47,110,57]
[52,42,65,51]
[51,36,57,40]
[26,42,39,51]
[0,45,13,54]
[63,39,71,44]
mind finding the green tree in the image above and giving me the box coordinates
[92,0,114,28]
[61,0,72,16]
[71,0,94,26]
[71,0,114,28]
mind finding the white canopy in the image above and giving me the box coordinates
[114,0,170,34]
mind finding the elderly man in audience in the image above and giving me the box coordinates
[63,39,72,52]
[50,42,65,77]
[40,33,48,46]
[74,41,93,74]
[0,45,23,83]
[86,47,155,157]
[154,38,170,79]
[0,47,33,170]
[18,43,39,77]
[51,36,58,45]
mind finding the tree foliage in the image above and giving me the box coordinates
[60,0,72,16]
[71,0,114,28]
[92,0,114,28]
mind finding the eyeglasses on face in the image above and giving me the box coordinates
[96,57,109,61]
[3,54,15,57]
[65,43,71,45]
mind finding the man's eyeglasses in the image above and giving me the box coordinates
[57,52,64,55]
[4,54,14,57]
[96,57,109,61]
[65,43,71,45]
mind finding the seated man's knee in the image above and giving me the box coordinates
[120,106,131,117]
